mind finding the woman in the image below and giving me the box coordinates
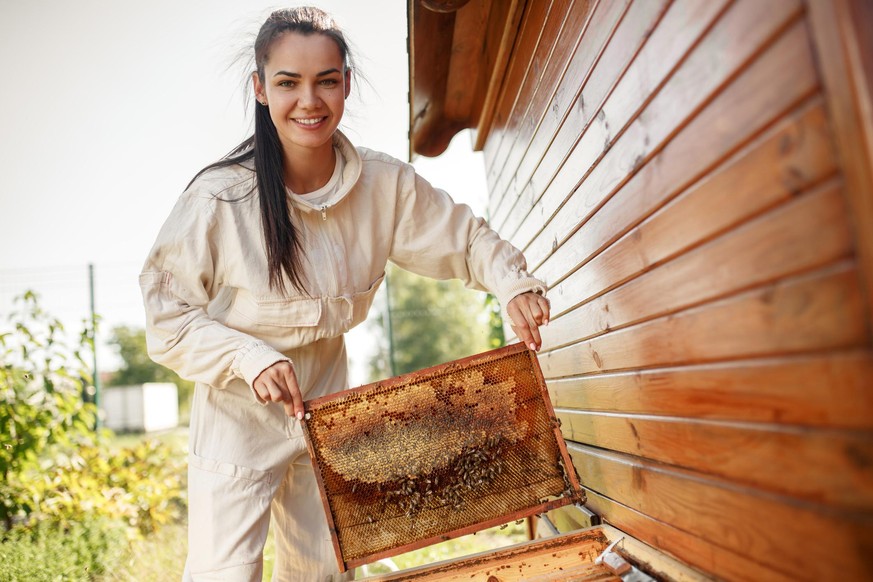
[140,6,550,581]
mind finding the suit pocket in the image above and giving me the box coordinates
[231,291,323,328]
[186,452,274,574]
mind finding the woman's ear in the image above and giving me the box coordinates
[252,71,266,105]
[344,69,352,99]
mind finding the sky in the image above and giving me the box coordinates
[0,0,488,384]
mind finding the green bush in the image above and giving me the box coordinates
[1,292,99,529]
[11,437,186,538]
[1,292,188,577]
[0,516,126,581]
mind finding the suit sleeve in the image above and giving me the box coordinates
[138,192,289,394]
[389,166,547,316]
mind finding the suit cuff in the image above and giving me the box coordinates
[232,341,293,404]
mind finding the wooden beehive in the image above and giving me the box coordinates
[408,0,873,579]
[301,343,584,572]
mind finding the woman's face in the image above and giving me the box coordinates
[253,32,350,159]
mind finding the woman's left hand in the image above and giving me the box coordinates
[507,292,550,352]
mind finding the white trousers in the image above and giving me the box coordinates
[182,336,354,582]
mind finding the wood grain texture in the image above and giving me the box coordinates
[472,0,524,151]
[359,527,615,581]
[483,0,574,174]
[531,522,715,582]
[582,490,796,582]
[808,0,873,331]
[492,0,673,235]
[468,0,873,579]
[539,181,851,351]
[488,0,627,218]
[546,351,873,429]
[571,445,873,580]
[538,263,868,377]
[544,100,836,318]
[409,4,456,158]
[593,524,714,582]
[443,0,490,120]
[487,0,601,181]
[491,0,727,234]
[558,408,873,509]
[489,0,729,231]
[517,5,811,272]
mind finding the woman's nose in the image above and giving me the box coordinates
[298,84,319,107]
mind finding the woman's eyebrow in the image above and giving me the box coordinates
[273,68,341,78]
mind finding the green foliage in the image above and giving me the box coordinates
[0,292,188,577]
[0,516,126,581]
[107,325,194,410]
[11,437,186,538]
[484,293,506,349]
[369,265,495,380]
[0,291,98,529]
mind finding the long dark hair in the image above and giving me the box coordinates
[189,7,354,295]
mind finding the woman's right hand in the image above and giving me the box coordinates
[253,361,304,419]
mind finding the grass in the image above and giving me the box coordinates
[108,426,189,452]
[100,523,188,582]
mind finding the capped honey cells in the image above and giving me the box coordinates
[301,343,584,571]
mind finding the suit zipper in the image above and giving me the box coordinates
[315,205,339,296]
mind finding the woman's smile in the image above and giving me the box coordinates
[294,116,328,127]
[254,32,351,161]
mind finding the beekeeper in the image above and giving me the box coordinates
[140,6,550,581]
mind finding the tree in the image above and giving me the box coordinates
[107,326,194,411]
[369,265,499,380]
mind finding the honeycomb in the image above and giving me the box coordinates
[301,343,583,571]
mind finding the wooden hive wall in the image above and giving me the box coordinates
[479,0,873,579]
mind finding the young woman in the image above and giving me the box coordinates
[140,6,550,581]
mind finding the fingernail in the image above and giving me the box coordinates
[297,411,304,420]
[529,342,537,351]
[543,319,549,326]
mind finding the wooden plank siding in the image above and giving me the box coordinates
[477,0,873,578]
[574,446,873,580]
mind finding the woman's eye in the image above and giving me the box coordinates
[278,80,296,88]
[320,79,338,87]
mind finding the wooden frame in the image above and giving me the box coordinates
[359,523,711,581]
[301,343,584,573]
[407,0,528,158]
[807,0,873,332]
